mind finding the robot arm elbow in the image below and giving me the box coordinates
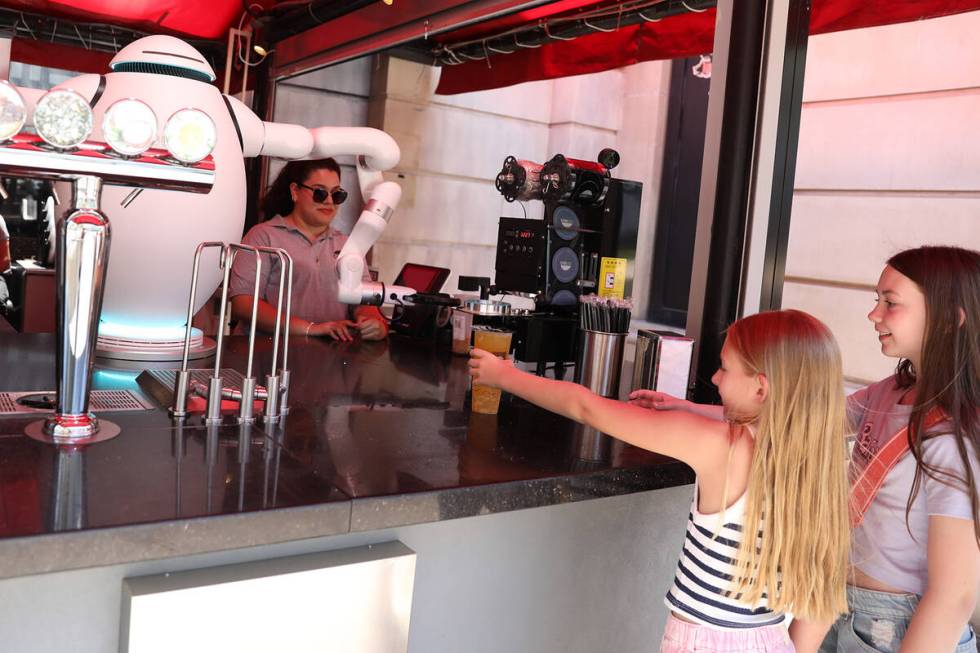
[309,127,400,171]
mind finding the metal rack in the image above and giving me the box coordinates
[171,241,294,425]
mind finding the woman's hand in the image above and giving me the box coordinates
[356,316,387,341]
[628,390,686,411]
[309,320,358,341]
[468,348,514,388]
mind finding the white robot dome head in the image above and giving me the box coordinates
[109,35,216,83]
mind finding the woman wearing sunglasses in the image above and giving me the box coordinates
[228,158,388,342]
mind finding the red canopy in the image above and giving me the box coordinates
[3,0,979,93]
[0,0,262,40]
[435,0,980,94]
[0,0,279,77]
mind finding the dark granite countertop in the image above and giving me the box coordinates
[0,332,692,578]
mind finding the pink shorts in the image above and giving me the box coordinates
[660,614,795,653]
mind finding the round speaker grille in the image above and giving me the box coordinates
[550,289,578,306]
[552,205,580,241]
[551,246,579,283]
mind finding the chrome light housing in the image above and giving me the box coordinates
[102,98,158,156]
[34,89,94,149]
[163,108,216,164]
[0,81,27,141]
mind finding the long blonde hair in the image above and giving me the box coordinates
[725,310,849,622]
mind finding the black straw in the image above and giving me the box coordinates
[578,294,632,334]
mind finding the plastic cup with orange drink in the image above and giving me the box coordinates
[471,326,513,415]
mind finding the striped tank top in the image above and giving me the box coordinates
[663,482,784,630]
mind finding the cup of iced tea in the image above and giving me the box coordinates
[471,326,513,415]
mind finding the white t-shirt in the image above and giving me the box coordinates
[848,376,980,594]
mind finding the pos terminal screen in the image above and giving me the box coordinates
[394,263,451,293]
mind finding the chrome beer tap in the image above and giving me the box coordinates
[0,83,216,444]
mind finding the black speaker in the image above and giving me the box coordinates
[494,177,642,307]
[543,203,584,307]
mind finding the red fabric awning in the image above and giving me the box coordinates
[11,38,112,75]
[4,0,979,94]
[0,0,263,40]
[435,1,980,95]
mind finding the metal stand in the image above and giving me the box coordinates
[27,175,120,444]
[255,246,293,423]
[171,241,225,419]
[171,241,293,425]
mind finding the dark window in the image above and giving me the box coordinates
[646,56,710,328]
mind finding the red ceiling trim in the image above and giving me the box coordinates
[436,1,980,95]
[7,37,246,90]
[11,37,113,75]
[442,0,616,42]
[0,0,249,40]
[436,9,714,94]
[273,0,550,80]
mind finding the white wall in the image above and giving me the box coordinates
[370,57,549,295]
[784,11,980,384]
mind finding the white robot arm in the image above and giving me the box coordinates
[309,126,411,305]
[228,97,414,306]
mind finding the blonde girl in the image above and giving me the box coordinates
[470,309,850,653]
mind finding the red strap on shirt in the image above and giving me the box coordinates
[849,406,947,528]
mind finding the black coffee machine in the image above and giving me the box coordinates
[487,150,641,376]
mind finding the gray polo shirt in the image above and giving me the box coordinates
[848,376,980,594]
[228,215,370,323]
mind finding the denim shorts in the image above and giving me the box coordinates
[819,585,976,653]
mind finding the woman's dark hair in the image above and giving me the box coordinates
[261,158,341,218]
[889,245,980,542]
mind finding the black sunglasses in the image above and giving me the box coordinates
[298,183,348,205]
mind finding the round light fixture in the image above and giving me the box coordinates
[0,81,27,141]
[102,98,158,156]
[34,89,94,148]
[162,108,216,163]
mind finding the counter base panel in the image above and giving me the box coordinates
[0,484,693,653]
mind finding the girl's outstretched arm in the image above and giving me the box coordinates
[898,516,980,653]
[469,349,730,471]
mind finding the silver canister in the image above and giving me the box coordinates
[630,329,695,399]
[573,329,627,461]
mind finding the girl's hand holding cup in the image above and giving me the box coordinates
[468,348,513,388]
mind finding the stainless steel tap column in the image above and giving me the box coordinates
[0,122,216,446]
[27,175,120,443]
